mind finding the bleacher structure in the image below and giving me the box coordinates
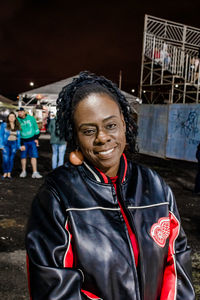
[139,15,200,104]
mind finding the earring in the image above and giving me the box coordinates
[69,150,84,165]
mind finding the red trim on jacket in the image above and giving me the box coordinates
[63,221,74,268]
[110,175,139,267]
[95,167,109,183]
[81,289,101,299]
[160,211,180,300]
[64,221,101,299]
[122,153,127,183]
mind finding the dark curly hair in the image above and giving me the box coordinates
[56,71,138,153]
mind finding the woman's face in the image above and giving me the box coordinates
[8,113,16,123]
[73,93,126,177]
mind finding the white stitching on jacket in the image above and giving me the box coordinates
[66,207,121,212]
[83,162,101,182]
[128,202,169,209]
[65,202,169,212]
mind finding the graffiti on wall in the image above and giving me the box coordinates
[138,104,200,162]
[173,110,200,145]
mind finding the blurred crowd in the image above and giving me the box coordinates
[0,108,67,179]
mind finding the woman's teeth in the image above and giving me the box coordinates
[98,148,114,155]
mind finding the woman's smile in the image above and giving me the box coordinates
[94,146,116,159]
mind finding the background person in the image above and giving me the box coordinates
[26,72,195,300]
[17,107,42,179]
[0,112,21,179]
[160,44,171,70]
[47,114,67,169]
[153,46,161,64]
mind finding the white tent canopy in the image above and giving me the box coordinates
[0,94,17,109]
[18,75,78,107]
[18,75,141,112]
[19,75,78,97]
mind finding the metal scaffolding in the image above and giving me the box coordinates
[140,15,200,104]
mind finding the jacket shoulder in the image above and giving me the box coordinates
[32,162,76,202]
[44,162,81,193]
[128,160,163,182]
[127,160,171,203]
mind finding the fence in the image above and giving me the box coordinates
[137,104,200,162]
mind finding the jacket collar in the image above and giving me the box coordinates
[82,153,128,184]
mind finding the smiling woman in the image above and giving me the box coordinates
[73,93,126,177]
[25,71,195,300]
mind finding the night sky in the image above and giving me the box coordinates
[1,0,200,100]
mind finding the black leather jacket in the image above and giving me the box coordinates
[26,155,195,300]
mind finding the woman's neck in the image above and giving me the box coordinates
[9,122,15,130]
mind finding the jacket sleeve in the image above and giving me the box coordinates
[26,181,87,300]
[160,184,196,300]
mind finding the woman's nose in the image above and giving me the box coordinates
[95,130,111,144]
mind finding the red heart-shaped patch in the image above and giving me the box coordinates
[150,217,170,247]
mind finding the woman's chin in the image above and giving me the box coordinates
[94,157,121,176]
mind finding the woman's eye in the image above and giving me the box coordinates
[106,123,117,130]
[82,129,96,135]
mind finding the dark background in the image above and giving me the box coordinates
[1,0,200,99]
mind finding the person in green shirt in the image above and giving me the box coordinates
[17,107,42,179]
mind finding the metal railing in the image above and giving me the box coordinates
[146,15,200,51]
[145,34,200,85]
[140,15,200,103]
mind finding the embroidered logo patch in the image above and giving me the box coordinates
[150,217,170,247]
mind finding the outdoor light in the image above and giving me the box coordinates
[136,98,142,104]
[131,89,135,93]
[30,82,34,87]
[143,90,146,93]
[175,84,179,88]
[36,94,42,100]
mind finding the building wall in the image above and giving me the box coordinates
[137,104,200,162]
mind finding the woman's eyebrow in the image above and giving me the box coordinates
[78,115,118,129]
[79,123,96,129]
[103,115,118,122]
